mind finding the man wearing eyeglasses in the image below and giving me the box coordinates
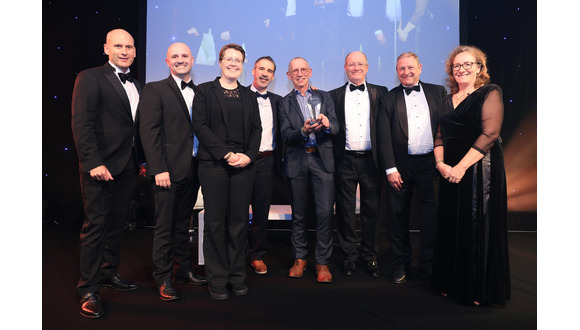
[278,57,339,283]
[329,51,388,278]
[376,52,447,284]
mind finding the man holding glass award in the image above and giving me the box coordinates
[278,57,339,283]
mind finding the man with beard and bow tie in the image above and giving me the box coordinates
[246,56,284,275]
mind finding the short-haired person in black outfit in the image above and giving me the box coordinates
[377,52,447,284]
[330,51,388,277]
[139,42,207,302]
[247,56,283,275]
[192,44,262,300]
[71,29,142,318]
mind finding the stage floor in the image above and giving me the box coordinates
[42,224,536,329]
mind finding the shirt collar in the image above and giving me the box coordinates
[250,84,267,95]
[294,87,313,96]
[171,74,192,87]
[109,61,130,74]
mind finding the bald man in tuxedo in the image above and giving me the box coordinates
[139,42,207,302]
[72,29,141,319]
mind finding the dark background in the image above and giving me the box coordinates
[42,0,537,229]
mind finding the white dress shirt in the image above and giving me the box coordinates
[344,81,371,151]
[250,85,275,152]
[171,74,199,156]
[110,61,139,121]
[386,83,433,175]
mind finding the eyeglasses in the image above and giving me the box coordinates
[346,62,367,68]
[452,62,479,71]
[290,68,310,75]
[221,57,243,64]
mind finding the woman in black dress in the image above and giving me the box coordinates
[193,44,262,300]
[431,45,511,306]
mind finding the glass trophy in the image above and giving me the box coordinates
[306,95,321,125]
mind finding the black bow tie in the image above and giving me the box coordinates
[404,84,420,95]
[118,72,133,84]
[255,91,268,99]
[350,83,365,92]
[181,80,194,90]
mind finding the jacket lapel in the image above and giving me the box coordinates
[165,76,193,125]
[289,92,304,123]
[212,78,229,129]
[395,86,409,139]
[103,63,133,120]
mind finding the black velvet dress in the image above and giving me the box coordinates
[431,84,511,305]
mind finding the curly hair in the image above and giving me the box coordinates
[445,45,490,94]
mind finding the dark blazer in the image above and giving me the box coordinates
[277,88,339,178]
[377,82,447,176]
[139,76,196,182]
[192,77,262,162]
[71,63,143,176]
[250,88,284,174]
[330,82,388,169]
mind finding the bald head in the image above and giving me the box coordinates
[344,51,368,85]
[104,29,135,72]
[166,42,194,80]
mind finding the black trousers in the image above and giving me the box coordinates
[199,160,255,289]
[335,151,382,263]
[77,155,137,297]
[152,157,199,284]
[386,154,438,273]
[248,155,274,261]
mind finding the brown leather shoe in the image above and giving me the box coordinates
[288,259,307,277]
[250,260,268,274]
[316,264,332,283]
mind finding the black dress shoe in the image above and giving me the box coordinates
[80,292,103,319]
[208,286,230,300]
[342,260,356,276]
[230,283,248,296]
[101,273,139,291]
[366,260,380,277]
[159,278,179,301]
[392,269,407,284]
[174,271,208,285]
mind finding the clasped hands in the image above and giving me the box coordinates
[225,152,251,169]
[436,162,466,184]
[302,114,330,135]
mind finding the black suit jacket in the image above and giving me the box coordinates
[139,76,196,182]
[330,82,389,169]
[277,88,339,178]
[377,82,447,177]
[192,77,262,161]
[71,63,143,175]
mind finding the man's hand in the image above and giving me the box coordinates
[155,172,171,189]
[303,119,322,134]
[387,171,404,191]
[90,165,114,181]
[317,114,330,130]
